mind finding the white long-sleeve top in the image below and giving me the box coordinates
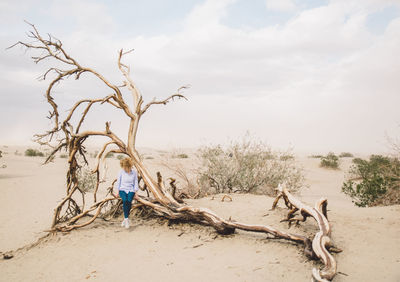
[115,169,139,193]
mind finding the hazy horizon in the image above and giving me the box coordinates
[1,0,399,154]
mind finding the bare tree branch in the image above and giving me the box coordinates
[141,91,189,115]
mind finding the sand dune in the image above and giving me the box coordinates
[0,146,399,281]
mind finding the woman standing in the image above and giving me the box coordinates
[115,157,139,228]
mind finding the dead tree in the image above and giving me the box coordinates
[11,23,339,281]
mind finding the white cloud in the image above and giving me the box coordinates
[49,0,115,34]
[185,0,235,29]
[1,0,400,153]
[266,0,296,12]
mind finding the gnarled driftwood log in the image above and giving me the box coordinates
[272,185,337,281]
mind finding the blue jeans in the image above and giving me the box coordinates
[119,191,134,218]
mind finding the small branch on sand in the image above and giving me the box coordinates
[221,195,232,202]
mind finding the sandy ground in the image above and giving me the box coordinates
[0,146,399,282]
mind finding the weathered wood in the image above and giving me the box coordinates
[273,185,337,281]
[169,178,185,204]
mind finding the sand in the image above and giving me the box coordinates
[0,146,399,282]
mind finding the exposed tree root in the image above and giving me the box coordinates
[221,195,233,202]
[272,185,337,281]
[168,177,186,204]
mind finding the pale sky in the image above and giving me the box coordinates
[1,0,400,154]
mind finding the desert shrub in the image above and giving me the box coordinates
[174,153,189,159]
[320,152,339,169]
[25,148,44,157]
[160,157,199,198]
[339,152,354,158]
[0,150,2,158]
[60,154,68,158]
[342,155,400,207]
[90,151,99,158]
[309,154,323,159]
[280,154,294,161]
[105,152,114,158]
[145,156,154,160]
[198,138,304,196]
[77,168,97,193]
[308,155,324,159]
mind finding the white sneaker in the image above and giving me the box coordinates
[125,219,130,229]
[121,218,126,227]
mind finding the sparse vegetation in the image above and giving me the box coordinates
[198,137,304,196]
[174,153,189,159]
[342,155,400,207]
[160,154,199,198]
[309,154,323,159]
[90,151,99,158]
[105,152,114,158]
[339,152,354,158]
[77,168,97,193]
[320,152,339,169]
[116,154,124,160]
[24,148,44,157]
[60,154,68,158]
[0,151,6,168]
[280,154,294,161]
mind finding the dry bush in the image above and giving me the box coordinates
[342,131,400,207]
[105,152,114,158]
[386,130,400,157]
[90,151,99,158]
[77,168,97,193]
[342,155,400,207]
[339,152,354,158]
[0,151,5,169]
[174,153,189,159]
[25,148,44,157]
[309,154,323,159]
[320,152,339,169]
[160,152,200,198]
[198,137,304,196]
